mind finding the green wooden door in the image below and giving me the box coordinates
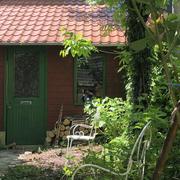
[6,47,46,145]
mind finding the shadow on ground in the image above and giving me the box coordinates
[0,150,23,176]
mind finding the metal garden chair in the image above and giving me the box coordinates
[71,121,152,180]
[66,106,101,153]
[66,123,97,153]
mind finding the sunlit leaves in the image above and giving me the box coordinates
[129,12,179,52]
[59,29,98,59]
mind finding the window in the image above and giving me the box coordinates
[14,50,39,97]
[74,55,105,105]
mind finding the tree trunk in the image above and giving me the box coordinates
[127,0,151,107]
[152,101,180,179]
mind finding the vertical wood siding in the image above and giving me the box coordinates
[47,46,125,130]
[0,47,4,131]
[47,46,83,129]
[0,46,125,136]
[0,46,125,131]
[106,53,125,98]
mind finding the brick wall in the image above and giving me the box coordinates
[0,47,4,131]
[47,46,125,130]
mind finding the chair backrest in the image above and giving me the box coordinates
[89,125,96,138]
[70,123,95,137]
[71,121,152,180]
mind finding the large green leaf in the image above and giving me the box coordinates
[129,38,147,51]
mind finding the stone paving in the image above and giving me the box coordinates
[0,150,23,176]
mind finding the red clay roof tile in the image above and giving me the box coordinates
[0,0,125,45]
[0,30,6,36]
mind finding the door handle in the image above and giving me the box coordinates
[20,100,32,105]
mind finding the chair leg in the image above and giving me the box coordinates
[88,140,91,151]
[70,138,73,149]
[66,138,74,154]
[67,138,70,153]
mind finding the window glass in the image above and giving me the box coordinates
[14,51,39,97]
[75,55,105,104]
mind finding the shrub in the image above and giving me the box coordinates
[83,97,170,179]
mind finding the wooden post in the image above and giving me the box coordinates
[54,105,63,145]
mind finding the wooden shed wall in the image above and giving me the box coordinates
[47,46,125,129]
[0,47,4,131]
[0,46,125,131]
[47,46,83,129]
[106,52,125,97]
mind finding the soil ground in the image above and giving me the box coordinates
[0,145,102,176]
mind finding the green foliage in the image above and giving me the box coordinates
[63,166,73,177]
[83,97,169,179]
[164,131,180,179]
[59,29,98,59]
[150,63,172,113]
[58,0,180,178]
[63,154,80,177]
[87,0,180,104]
[129,13,180,53]
[129,37,147,52]
[87,0,127,28]
[84,97,180,179]
[117,46,133,73]
[0,165,64,180]
[85,97,132,139]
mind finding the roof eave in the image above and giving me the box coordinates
[0,42,125,47]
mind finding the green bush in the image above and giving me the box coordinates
[84,97,132,139]
[83,97,171,179]
[0,165,65,180]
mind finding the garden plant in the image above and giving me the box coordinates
[59,0,180,179]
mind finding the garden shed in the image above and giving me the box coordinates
[0,0,125,145]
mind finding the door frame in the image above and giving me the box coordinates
[4,46,48,144]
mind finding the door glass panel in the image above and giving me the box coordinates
[14,50,39,97]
